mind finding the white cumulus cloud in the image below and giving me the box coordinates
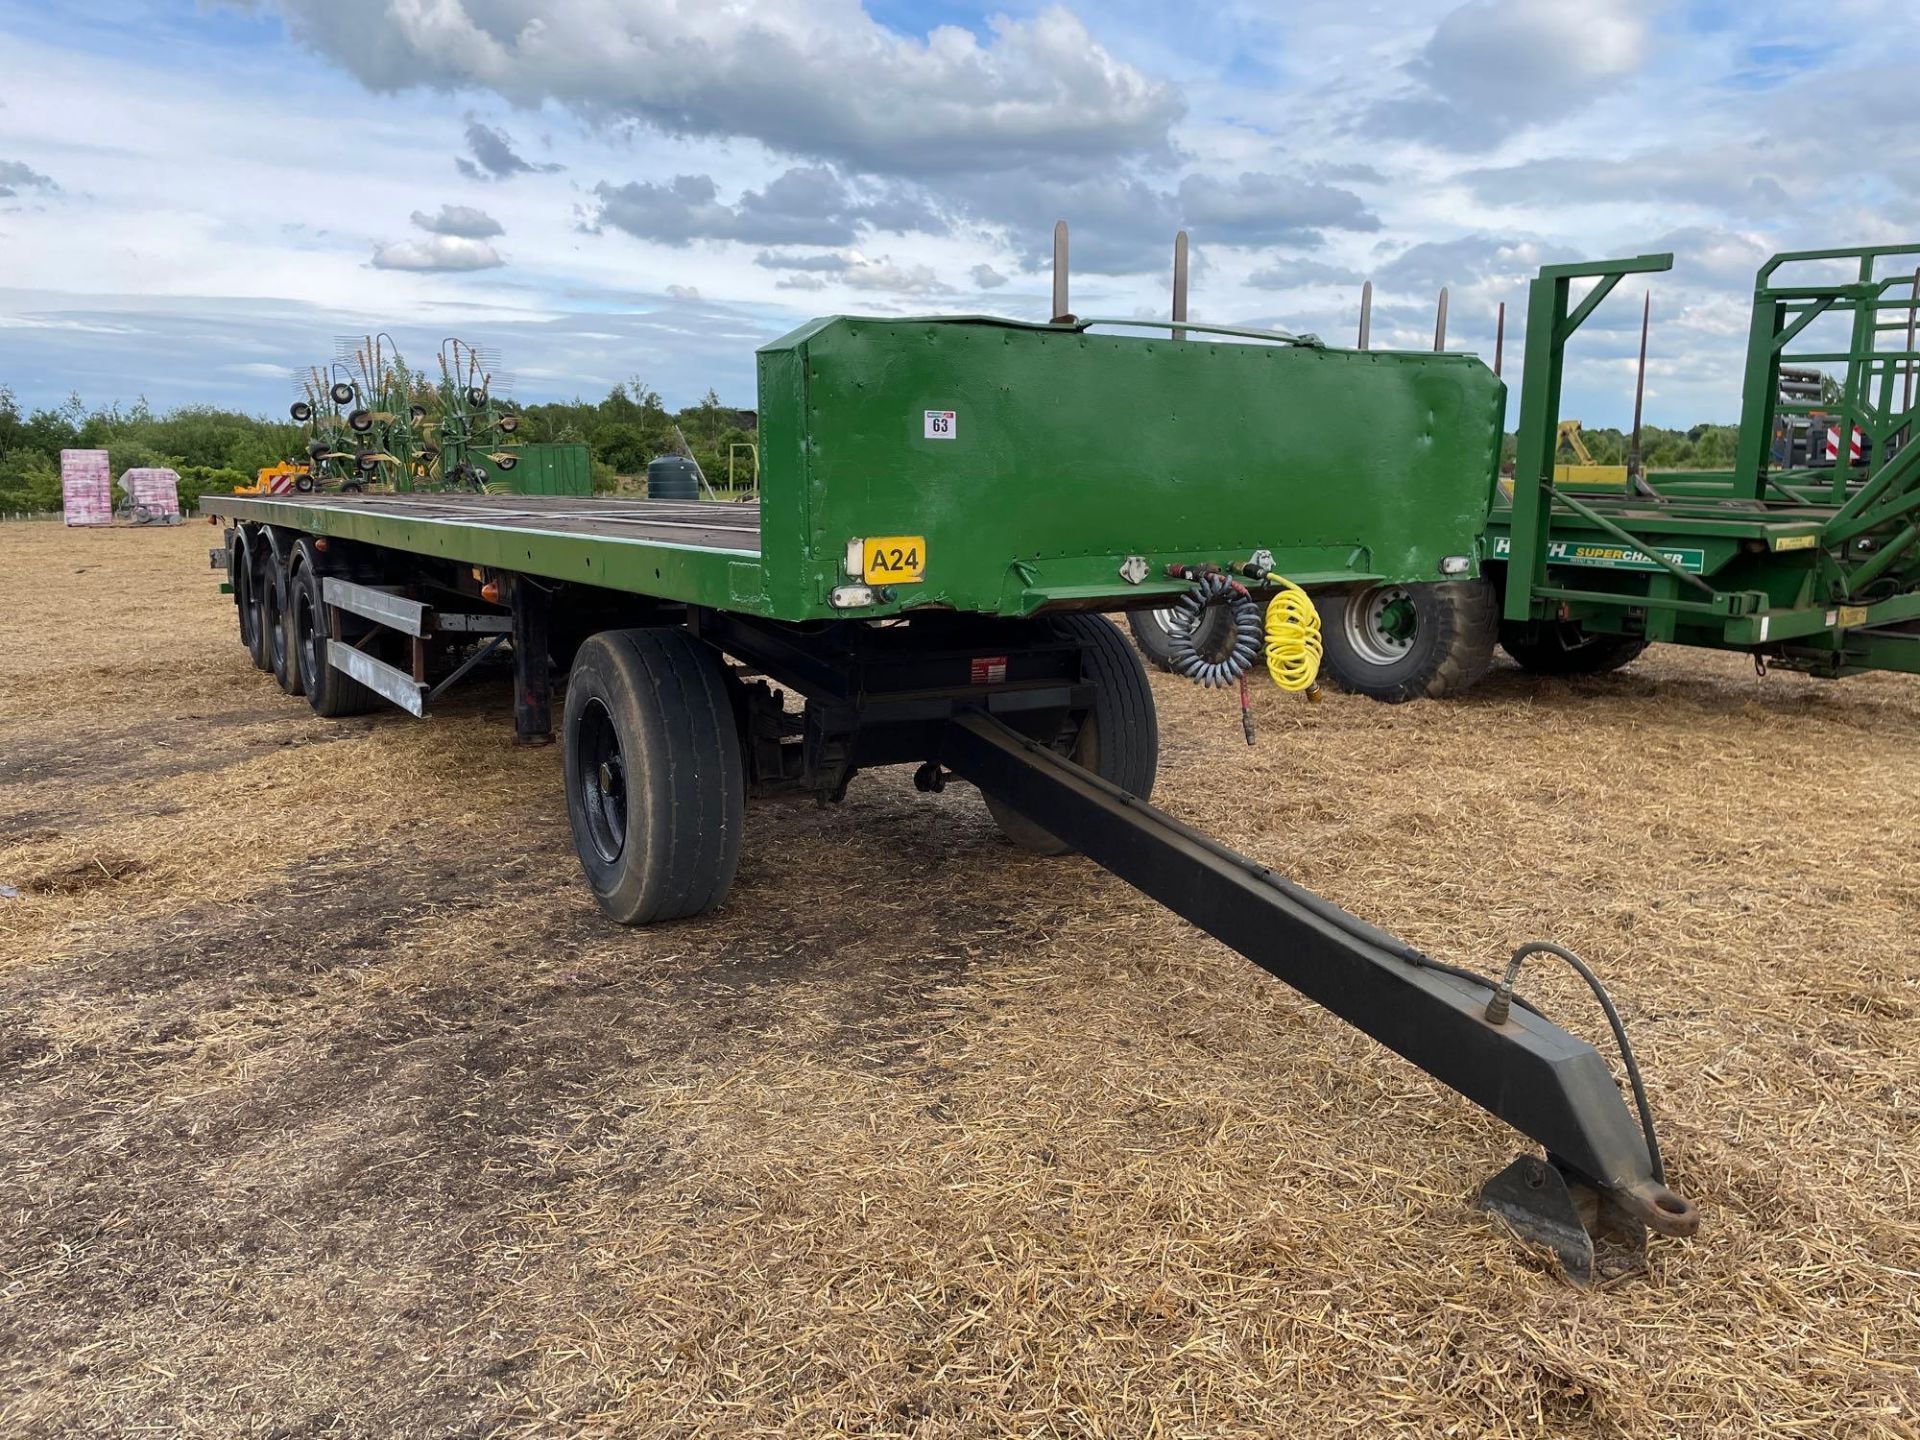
[370,234,505,271]
[262,0,1182,175]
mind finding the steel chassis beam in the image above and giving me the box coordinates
[938,708,1698,1273]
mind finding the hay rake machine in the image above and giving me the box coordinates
[427,338,523,490]
[282,336,523,493]
[206,224,1701,1283]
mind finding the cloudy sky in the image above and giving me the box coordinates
[2,0,1916,425]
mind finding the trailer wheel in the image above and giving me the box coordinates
[1318,580,1494,704]
[563,628,745,924]
[987,614,1158,854]
[233,528,269,669]
[288,540,381,716]
[263,543,304,697]
[1499,620,1649,676]
[1125,604,1237,674]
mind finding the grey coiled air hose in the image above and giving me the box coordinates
[1168,571,1263,687]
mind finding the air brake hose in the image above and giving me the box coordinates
[1165,569,1262,687]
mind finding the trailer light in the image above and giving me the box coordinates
[481,578,503,604]
[845,538,865,577]
[313,538,329,553]
[1440,555,1471,575]
[829,584,875,609]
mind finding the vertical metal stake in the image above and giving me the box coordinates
[1494,302,1506,377]
[1434,287,1449,352]
[1904,267,1919,416]
[1172,230,1189,342]
[1629,291,1652,483]
[1051,220,1072,324]
[511,576,552,745]
[1357,280,1372,351]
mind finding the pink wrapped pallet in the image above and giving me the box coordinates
[60,449,113,526]
[120,466,182,525]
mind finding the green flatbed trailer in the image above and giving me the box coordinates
[1480,246,1920,679]
[200,308,1694,1280]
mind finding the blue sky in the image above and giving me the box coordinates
[2,0,1916,426]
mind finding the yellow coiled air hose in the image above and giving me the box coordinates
[1263,578,1323,696]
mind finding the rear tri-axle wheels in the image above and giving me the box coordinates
[285,539,382,716]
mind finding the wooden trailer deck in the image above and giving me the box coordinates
[221,493,764,553]
[205,490,777,619]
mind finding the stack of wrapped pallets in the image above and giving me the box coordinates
[61,449,114,526]
[120,467,183,524]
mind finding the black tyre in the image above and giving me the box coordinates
[289,540,381,717]
[330,381,355,405]
[496,454,518,471]
[497,414,519,434]
[986,614,1158,854]
[1499,620,1649,676]
[294,474,316,493]
[1126,603,1236,674]
[263,542,305,697]
[563,628,745,925]
[348,409,373,433]
[1318,579,1495,703]
[290,401,313,423]
[466,386,487,407]
[234,528,270,669]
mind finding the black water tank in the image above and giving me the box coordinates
[647,455,700,500]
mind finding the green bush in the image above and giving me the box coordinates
[174,465,252,510]
[0,449,59,512]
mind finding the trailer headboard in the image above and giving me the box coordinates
[755,314,1503,619]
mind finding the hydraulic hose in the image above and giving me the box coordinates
[1262,579,1323,693]
[1484,940,1665,1184]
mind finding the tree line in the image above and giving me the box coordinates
[0,380,759,513]
[1,380,1748,515]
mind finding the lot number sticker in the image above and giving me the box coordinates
[863,535,926,584]
[924,409,957,440]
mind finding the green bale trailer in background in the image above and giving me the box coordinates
[1313,243,1920,693]
[495,442,592,496]
[1489,245,1920,681]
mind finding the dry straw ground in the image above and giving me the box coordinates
[1,521,1917,1438]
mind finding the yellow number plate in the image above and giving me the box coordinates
[863,535,926,584]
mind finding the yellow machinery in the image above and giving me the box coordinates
[237,461,314,496]
[1553,419,1628,487]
